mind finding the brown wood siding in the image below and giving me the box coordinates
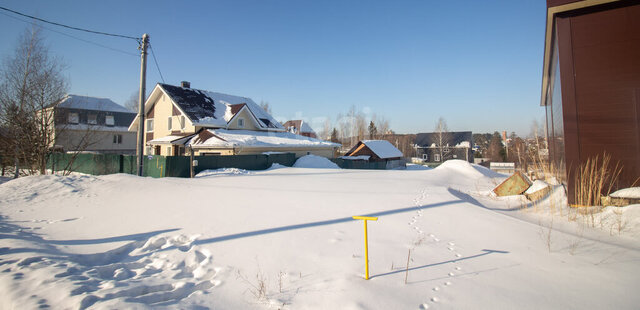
[348,145,382,161]
[146,132,153,142]
[556,3,640,202]
[172,104,181,116]
[147,106,154,118]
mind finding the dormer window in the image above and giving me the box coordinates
[238,118,245,128]
[68,112,79,124]
[105,115,114,126]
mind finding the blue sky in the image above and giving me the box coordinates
[0,0,546,136]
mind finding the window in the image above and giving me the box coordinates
[88,114,97,125]
[238,118,245,128]
[146,119,154,132]
[105,115,114,126]
[68,112,79,124]
[422,154,428,160]
[434,154,441,162]
[113,134,122,144]
[167,117,172,130]
[453,154,457,159]
[179,116,185,129]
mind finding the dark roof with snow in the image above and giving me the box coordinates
[158,83,283,130]
[160,83,219,124]
[415,131,473,148]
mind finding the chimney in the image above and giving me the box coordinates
[181,81,190,88]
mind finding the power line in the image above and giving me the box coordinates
[149,43,165,83]
[0,6,140,42]
[0,11,139,57]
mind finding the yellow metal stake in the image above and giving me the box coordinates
[353,216,378,280]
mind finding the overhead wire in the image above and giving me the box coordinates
[0,11,139,57]
[1,5,170,82]
[0,6,140,41]
[148,43,165,83]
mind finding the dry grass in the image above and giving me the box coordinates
[573,153,622,208]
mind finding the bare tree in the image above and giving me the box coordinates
[0,27,68,177]
[434,117,452,162]
[318,117,332,140]
[259,101,272,115]
[124,91,139,112]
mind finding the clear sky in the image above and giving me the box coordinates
[0,0,546,136]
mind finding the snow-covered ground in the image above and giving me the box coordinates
[0,160,639,309]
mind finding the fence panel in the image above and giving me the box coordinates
[47,152,298,177]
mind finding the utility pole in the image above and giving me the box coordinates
[136,33,149,176]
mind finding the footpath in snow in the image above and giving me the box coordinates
[0,159,639,309]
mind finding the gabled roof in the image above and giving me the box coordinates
[415,131,473,148]
[345,140,403,159]
[53,95,131,113]
[158,83,283,130]
[283,120,316,134]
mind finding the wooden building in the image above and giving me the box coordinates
[541,0,640,203]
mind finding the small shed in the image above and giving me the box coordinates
[339,140,405,170]
[344,140,403,161]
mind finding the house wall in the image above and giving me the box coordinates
[228,108,260,131]
[416,147,472,163]
[548,2,640,202]
[55,129,136,154]
[145,93,196,156]
[53,107,136,154]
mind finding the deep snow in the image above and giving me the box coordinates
[0,160,639,309]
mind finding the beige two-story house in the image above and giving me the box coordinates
[128,82,339,157]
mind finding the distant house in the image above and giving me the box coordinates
[342,140,405,169]
[48,95,136,154]
[129,82,340,157]
[282,120,317,138]
[414,131,473,163]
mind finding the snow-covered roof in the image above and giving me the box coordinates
[55,95,130,113]
[283,120,316,134]
[186,129,340,149]
[159,84,283,130]
[148,135,194,145]
[360,140,403,159]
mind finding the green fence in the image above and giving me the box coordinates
[331,158,406,170]
[48,152,297,178]
[49,153,133,175]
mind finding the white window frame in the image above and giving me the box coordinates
[113,134,122,144]
[68,112,79,124]
[238,117,245,128]
[167,117,172,130]
[146,119,154,132]
[434,153,441,162]
[105,115,114,126]
[422,154,428,160]
[180,116,186,129]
